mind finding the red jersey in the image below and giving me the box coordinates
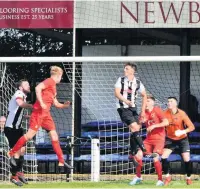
[33,78,56,111]
[145,106,166,140]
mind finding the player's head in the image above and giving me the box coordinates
[124,63,137,77]
[50,66,63,83]
[0,116,6,132]
[146,94,155,110]
[17,79,30,94]
[167,97,178,109]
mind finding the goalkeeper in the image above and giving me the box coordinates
[161,97,195,186]
[115,63,147,164]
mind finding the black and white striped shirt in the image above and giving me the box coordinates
[115,76,145,108]
[5,90,26,129]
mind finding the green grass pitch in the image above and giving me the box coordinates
[0,181,200,188]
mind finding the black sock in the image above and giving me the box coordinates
[11,158,20,176]
[132,132,145,151]
[185,161,192,177]
[130,134,137,155]
[161,158,170,175]
[17,156,24,173]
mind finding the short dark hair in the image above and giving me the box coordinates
[124,63,137,71]
[168,96,178,102]
[16,79,28,89]
[147,94,155,101]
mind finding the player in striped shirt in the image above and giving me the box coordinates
[161,97,195,186]
[115,63,147,163]
[4,80,32,186]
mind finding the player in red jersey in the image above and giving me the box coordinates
[7,66,73,169]
[129,95,168,186]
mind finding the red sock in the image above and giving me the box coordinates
[9,136,27,156]
[154,160,162,181]
[51,140,64,163]
[135,156,143,178]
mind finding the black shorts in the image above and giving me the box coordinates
[164,137,190,153]
[117,107,139,126]
[4,127,24,148]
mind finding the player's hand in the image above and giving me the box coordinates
[175,130,186,137]
[124,100,132,107]
[63,101,71,108]
[147,125,156,133]
[40,102,47,110]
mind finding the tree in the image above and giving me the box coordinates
[0,28,72,82]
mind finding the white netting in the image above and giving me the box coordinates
[1,54,200,181]
[63,58,180,177]
[61,49,199,179]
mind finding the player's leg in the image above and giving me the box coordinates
[129,122,145,152]
[8,111,40,157]
[8,128,37,157]
[129,149,143,185]
[130,108,145,152]
[180,138,192,185]
[16,146,28,184]
[43,116,73,169]
[11,128,28,184]
[118,108,145,155]
[152,140,165,186]
[161,138,174,186]
[4,127,23,186]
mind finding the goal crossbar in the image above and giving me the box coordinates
[1,56,200,63]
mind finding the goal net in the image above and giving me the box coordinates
[1,54,200,182]
[62,55,200,180]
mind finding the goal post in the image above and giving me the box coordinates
[0,56,200,62]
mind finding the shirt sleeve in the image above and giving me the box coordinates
[114,77,121,88]
[14,91,24,100]
[182,111,195,132]
[138,81,145,93]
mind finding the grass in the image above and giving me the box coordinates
[0,180,200,188]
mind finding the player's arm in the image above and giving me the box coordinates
[53,97,71,109]
[147,118,169,133]
[175,112,195,137]
[16,98,32,109]
[140,90,147,116]
[115,88,131,106]
[182,113,195,133]
[153,118,169,128]
[138,82,147,119]
[147,108,169,133]
[35,82,46,109]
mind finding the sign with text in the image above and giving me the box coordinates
[0,1,73,28]
[75,1,200,28]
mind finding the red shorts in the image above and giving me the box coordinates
[29,110,56,132]
[143,139,165,155]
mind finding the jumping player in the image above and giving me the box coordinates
[7,66,73,170]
